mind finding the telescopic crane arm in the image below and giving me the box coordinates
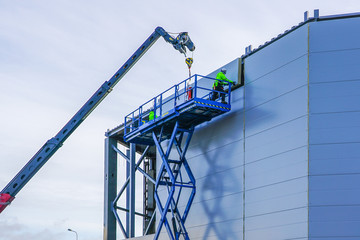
[0,27,195,213]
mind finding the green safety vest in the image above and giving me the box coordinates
[149,111,154,121]
[213,72,234,88]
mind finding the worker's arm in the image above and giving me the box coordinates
[226,78,235,85]
[218,72,235,85]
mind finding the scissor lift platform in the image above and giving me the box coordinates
[123,74,232,145]
[123,74,232,240]
[124,98,230,145]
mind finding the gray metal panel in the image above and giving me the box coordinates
[308,16,360,239]
[245,208,308,240]
[310,238,360,240]
[160,194,243,239]
[310,50,360,83]
[309,175,360,206]
[245,24,308,83]
[245,116,308,164]
[310,204,360,218]
[186,139,244,180]
[309,17,360,52]
[309,80,360,114]
[158,167,244,210]
[309,206,360,237]
[245,172,308,239]
[310,143,360,175]
[245,177,308,205]
[309,112,360,144]
[185,219,243,240]
[242,20,309,240]
[183,193,243,227]
[245,86,308,138]
[246,190,308,218]
[244,55,308,110]
[245,147,308,190]
[194,166,243,203]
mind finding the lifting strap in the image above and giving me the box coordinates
[185,57,193,100]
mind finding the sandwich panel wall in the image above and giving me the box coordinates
[308,17,360,239]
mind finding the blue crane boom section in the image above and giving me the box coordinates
[0,27,195,213]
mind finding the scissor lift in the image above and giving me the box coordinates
[123,74,232,240]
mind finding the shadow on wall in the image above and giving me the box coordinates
[197,114,240,239]
[242,64,277,137]
[192,70,275,239]
[198,143,238,239]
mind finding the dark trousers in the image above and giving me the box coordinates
[211,85,225,102]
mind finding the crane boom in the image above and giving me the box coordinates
[0,27,195,213]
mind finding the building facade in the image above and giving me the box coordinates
[104,12,360,240]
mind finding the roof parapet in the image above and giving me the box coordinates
[242,9,360,59]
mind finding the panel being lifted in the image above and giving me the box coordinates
[123,74,232,145]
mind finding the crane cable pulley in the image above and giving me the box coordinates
[185,51,194,77]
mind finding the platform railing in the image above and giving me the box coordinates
[124,74,232,136]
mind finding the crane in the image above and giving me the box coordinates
[0,27,195,213]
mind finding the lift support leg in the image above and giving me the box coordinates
[152,122,196,240]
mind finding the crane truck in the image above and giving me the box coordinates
[0,27,195,213]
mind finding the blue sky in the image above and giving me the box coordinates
[0,1,359,239]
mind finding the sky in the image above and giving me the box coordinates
[0,1,359,239]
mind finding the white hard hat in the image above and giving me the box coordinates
[221,68,227,74]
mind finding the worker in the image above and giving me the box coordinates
[149,110,155,121]
[211,68,235,104]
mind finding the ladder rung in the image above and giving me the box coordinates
[168,159,181,164]
[159,181,172,186]
[174,183,195,188]
[177,127,192,133]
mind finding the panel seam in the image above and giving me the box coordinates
[243,58,246,240]
[307,22,311,240]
